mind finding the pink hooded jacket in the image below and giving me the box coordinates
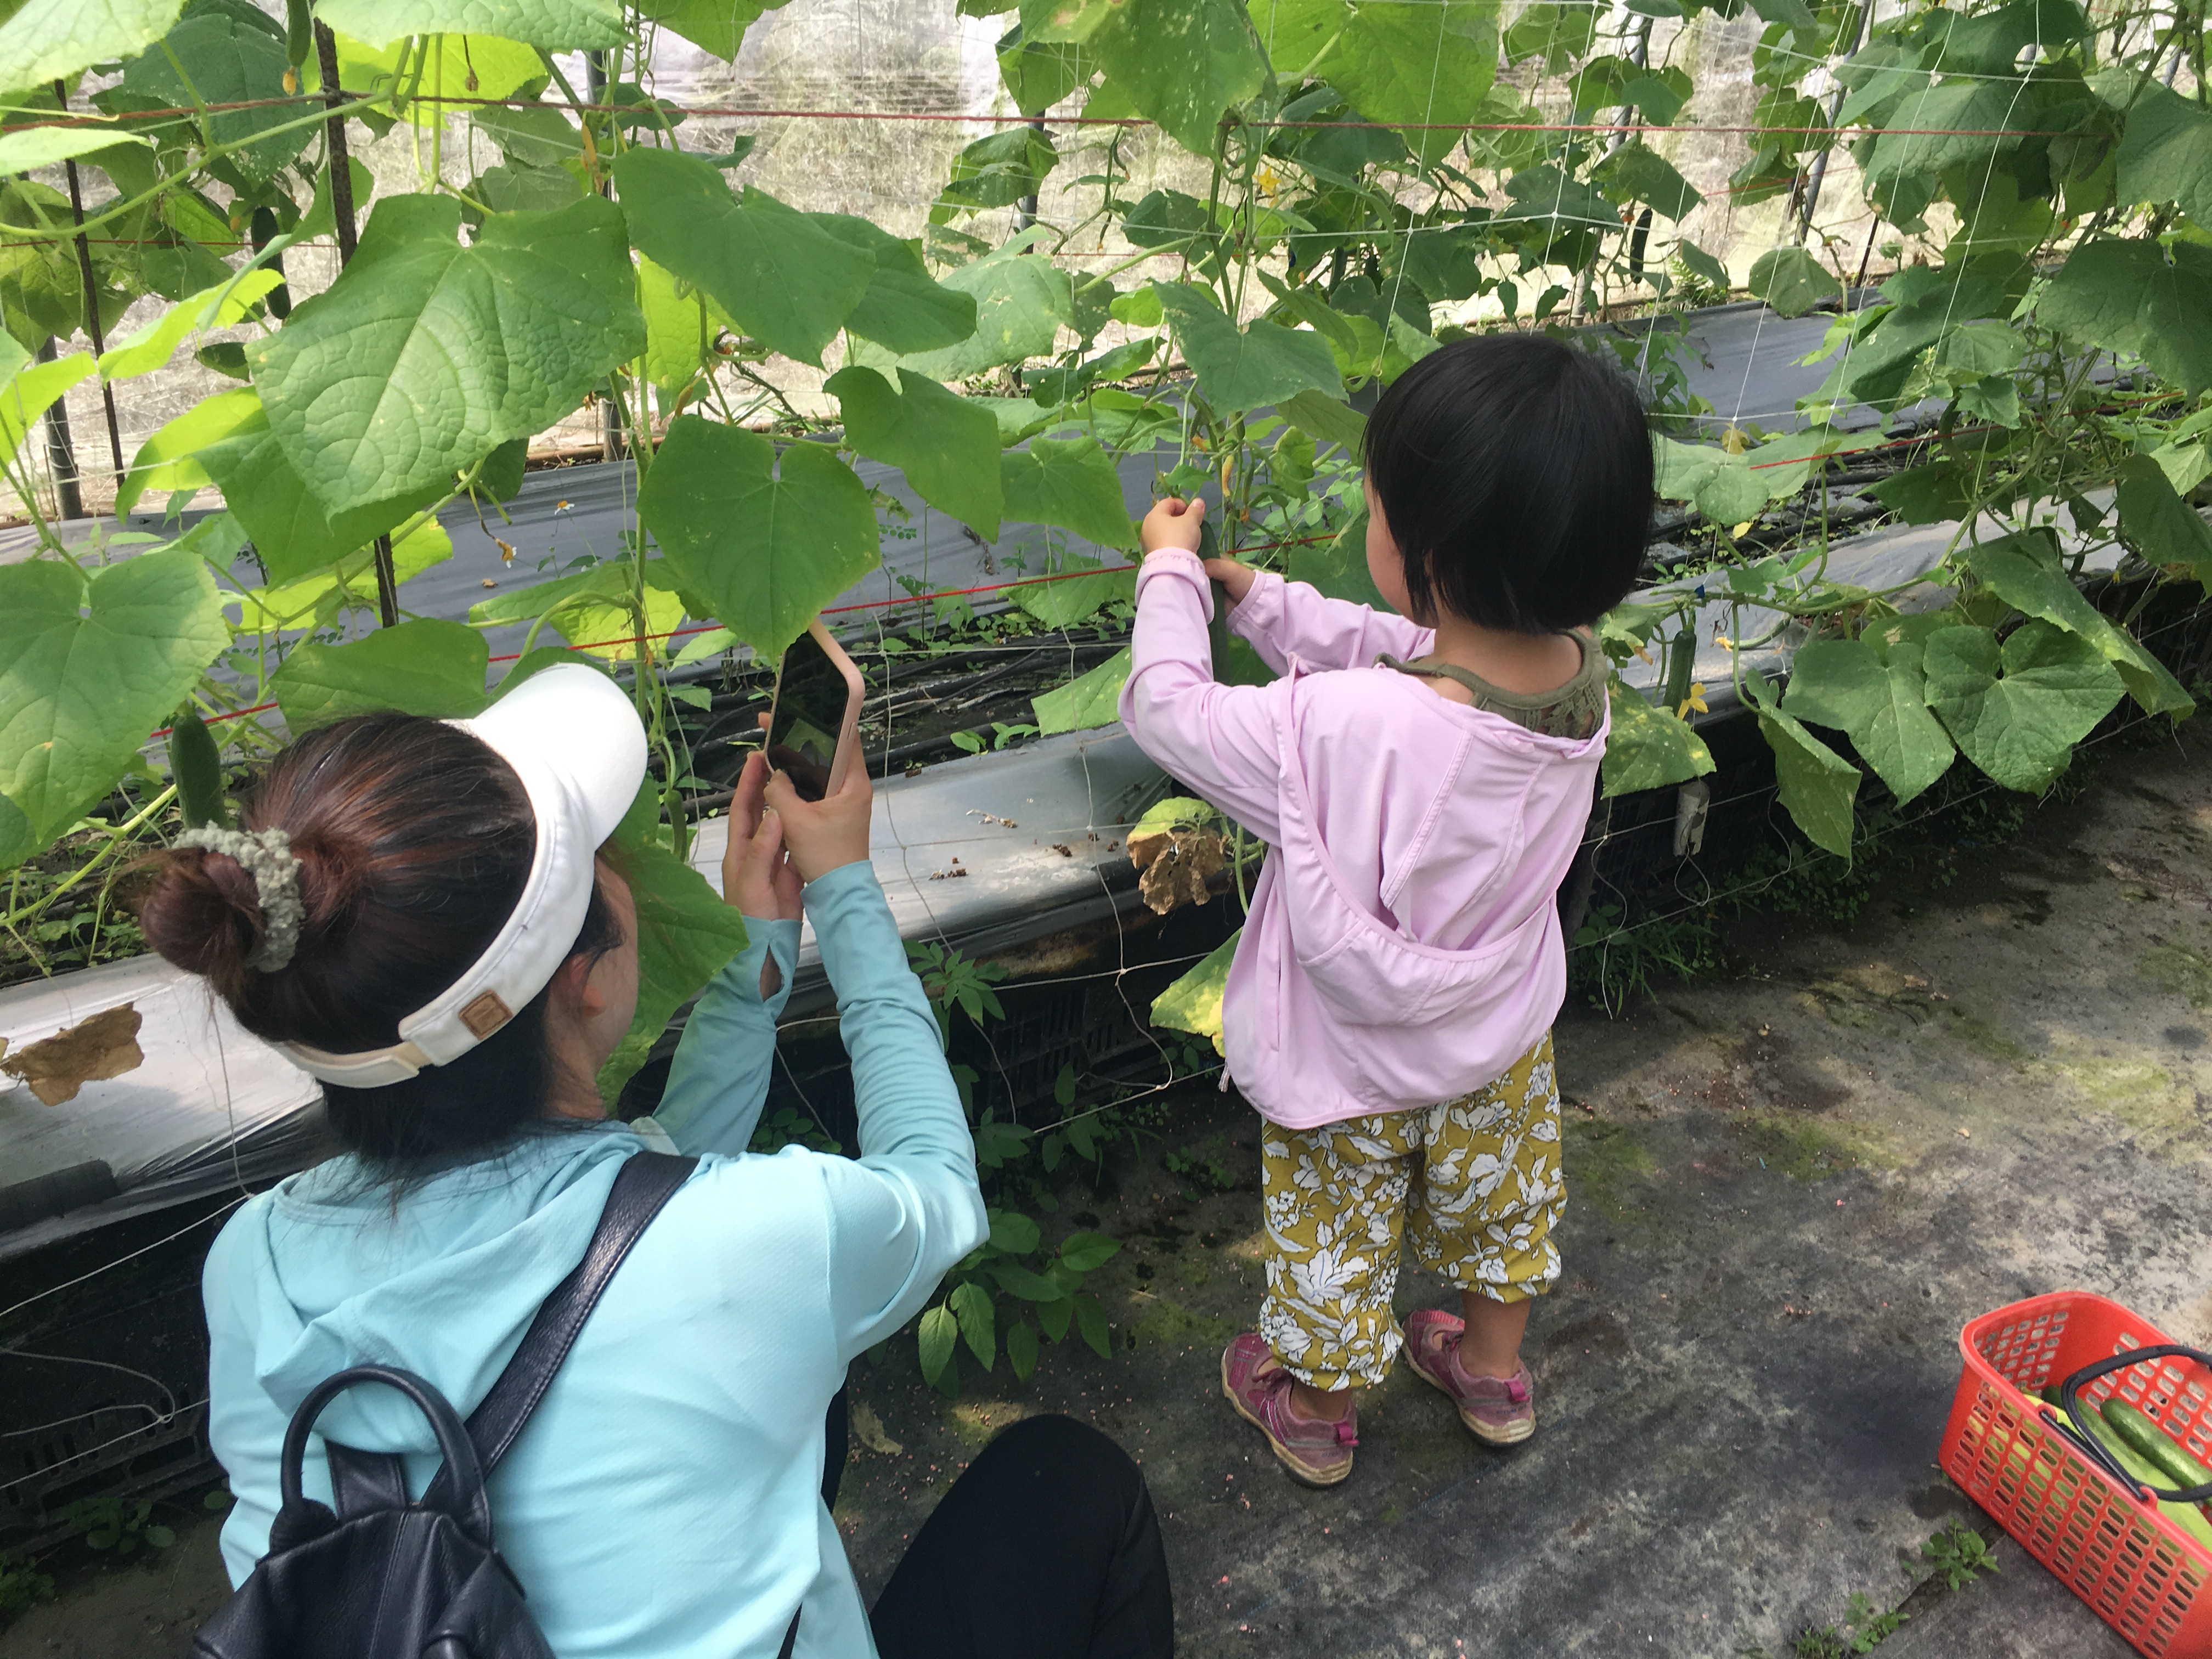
[1119,550,1608,1130]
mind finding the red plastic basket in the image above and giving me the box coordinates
[1939,1290,2212,1657]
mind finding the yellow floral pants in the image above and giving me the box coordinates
[1257,1034,1565,1390]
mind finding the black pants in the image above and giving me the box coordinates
[864,1414,1175,1659]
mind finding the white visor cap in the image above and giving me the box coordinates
[274,664,648,1088]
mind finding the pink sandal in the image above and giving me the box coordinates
[1402,1308,1536,1446]
[1220,1333,1358,1487]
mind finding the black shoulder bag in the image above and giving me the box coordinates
[192,1152,800,1659]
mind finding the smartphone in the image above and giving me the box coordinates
[760,619,865,802]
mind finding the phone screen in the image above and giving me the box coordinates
[763,629,846,802]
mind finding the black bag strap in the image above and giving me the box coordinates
[420,1150,697,1511]
[324,1443,409,1517]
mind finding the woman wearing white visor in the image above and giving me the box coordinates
[138,663,1173,1658]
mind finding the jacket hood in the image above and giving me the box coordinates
[217,1125,640,1455]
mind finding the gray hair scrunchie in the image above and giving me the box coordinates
[176,825,304,972]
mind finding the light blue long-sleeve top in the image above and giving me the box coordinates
[200,861,986,1658]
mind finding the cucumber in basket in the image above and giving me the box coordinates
[2036,1386,2212,1552]
[2103,1398,2212,1500]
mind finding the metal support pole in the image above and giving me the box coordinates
[314,22,397,626]
[56,81,125,492]
[1012,116,1047,233]
[35,337,86,521]
[586,50,626,464]
[1793,0,1873,247]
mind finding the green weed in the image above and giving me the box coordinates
[1917,1519,1999,1590]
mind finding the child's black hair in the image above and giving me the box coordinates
[1362,332,1653,634]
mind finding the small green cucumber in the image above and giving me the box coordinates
[168,707,233,830]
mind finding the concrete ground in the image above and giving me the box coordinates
[7,724,2208,1657]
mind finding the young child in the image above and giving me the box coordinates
[1119,332,1651,1486]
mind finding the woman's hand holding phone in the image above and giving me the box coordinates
[765,752,873,882]
[726,750,804,922]
[724,750,804,999]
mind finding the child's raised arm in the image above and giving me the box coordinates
[1119,500,1288,842]
[1211,562,1433,678]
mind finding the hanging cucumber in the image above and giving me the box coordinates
[250,208,291,320]
[168,707,233,831]
[283,0,312,95]
[1200,512,1228,669]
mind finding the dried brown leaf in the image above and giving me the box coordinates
[2,1005,145,1105]
[1134,829,1227,915]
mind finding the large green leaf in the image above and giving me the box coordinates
[1000,435,1136,549]
[1595,142,1703,221]
[472,104,584,168]
[313,0,625,48]
[878,240,1071,381]
[636,0,785,59]
[827,365,1004,540]
[1014,558,1136,629]
[250,194,644,515]
[597,832,751,1101]
[1779,637,1954,805]
[2038,239,2212,399]
[233,517,451,631]
[1860,78,2035,183]
[270,620,492,730]
[917,1304,957,1388]
[469,559,689,662]
[114,386,259,512]
[99,271,284,381]
[1031,0,1267,155]
[0,792,33,872]
[202,396,445,585]
[1746,673,1859,860]
[637,417,881,659]
[0,546,229,851]
[0,343,93,470]
[639,254,733,392]
[812,215,979,356]
[2115,80,2212,226]
[1922,620,2124,793]
[1149,928,1238,1051]
[1253,0,1499,165]
[1965,534,2191,716]
[1154,281,1341,414]
[933,127,1059,221]
[318,32,545,123]
[121,10,301,183]
[1747,246,1841,318]
[125,388,439,586]
[2115,453,2212,585]
[1034,646,1131,733]
[1653,436,1770,526]
[999,25,1090,115]
[0,127,149,173]
[1288,505,1392,610]
[1279,388,1367,454]
[1600,677,1716,798]
[613,150,873,366]
[0,0,184,92]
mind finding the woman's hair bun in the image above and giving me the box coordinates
[134,713,537,1056]
[138,844,269,992]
